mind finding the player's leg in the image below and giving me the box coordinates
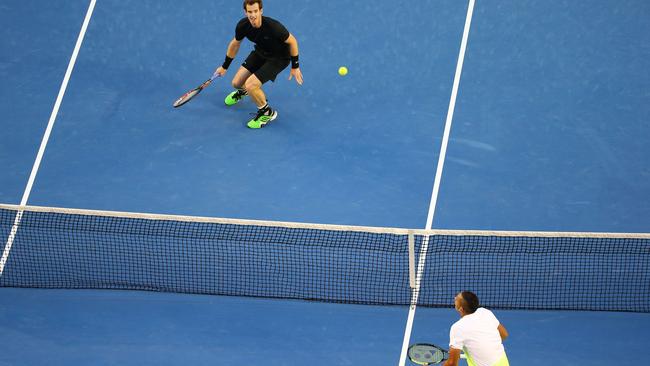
[224,66,251,106]
[244,74,266,108]
[224,51,262,106]
[244,58,290,129]
[231,66,251,89]
[244,73,277,128]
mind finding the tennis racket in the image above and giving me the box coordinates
[407,343,466,365]
[173,73,220,108]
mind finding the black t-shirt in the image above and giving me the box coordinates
[235,16,290,59]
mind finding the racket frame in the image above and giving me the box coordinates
[173,73,220,108]
[407,343,466,365]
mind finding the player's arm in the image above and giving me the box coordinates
[443,347,462,366]
[215,38,242,76]
[497,323,509,341]
[285,33,299,58]
[285,33,303,85]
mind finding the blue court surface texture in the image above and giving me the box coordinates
[1,1,649,365]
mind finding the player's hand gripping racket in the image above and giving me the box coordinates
[407,344,466,365]
[173,73,220,108]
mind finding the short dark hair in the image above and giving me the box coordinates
[243,0,263,10]
[460,291,479,314]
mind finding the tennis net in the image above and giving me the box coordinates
[1,204,649,312]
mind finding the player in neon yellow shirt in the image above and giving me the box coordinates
[444,291,510,366]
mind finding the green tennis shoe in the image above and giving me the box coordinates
[247,107,278,129]
[225,89,247,106]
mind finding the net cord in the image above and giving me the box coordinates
[2,204,647,239]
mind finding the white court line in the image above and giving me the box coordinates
[0,0,97,276]
[398,0,476,365]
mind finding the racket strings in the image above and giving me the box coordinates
[173,89,200,107]
[408,345,447,365]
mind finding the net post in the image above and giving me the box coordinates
[408,231,415,289]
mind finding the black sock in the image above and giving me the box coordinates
[259,103,269,111]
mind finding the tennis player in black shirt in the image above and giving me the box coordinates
[214,0,303,129]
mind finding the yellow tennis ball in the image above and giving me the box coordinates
[338,66,348,76]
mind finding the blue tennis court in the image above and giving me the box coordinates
[1,1,649,365]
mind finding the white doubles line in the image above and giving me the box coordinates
[398,0,476,365]
[0,0,97,276]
